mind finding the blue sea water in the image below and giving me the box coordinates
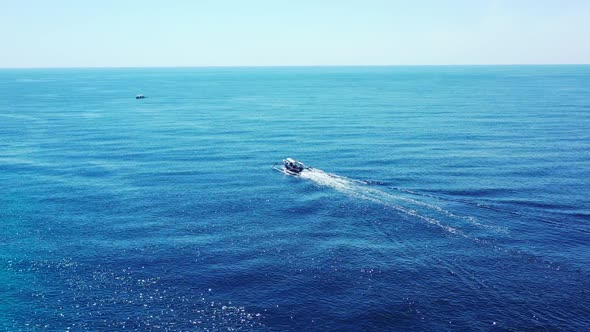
[0,66,589,331]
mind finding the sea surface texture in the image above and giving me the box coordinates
[1,66,589,331]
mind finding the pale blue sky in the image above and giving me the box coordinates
[1,0,589,68]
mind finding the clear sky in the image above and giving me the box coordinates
[1,0,589,68]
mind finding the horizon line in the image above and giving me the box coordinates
[1,63,590,70]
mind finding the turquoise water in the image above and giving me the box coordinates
[1,66,589,330]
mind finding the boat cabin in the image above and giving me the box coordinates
[283,158,305,174]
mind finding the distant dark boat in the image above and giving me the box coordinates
[136,94,146,99]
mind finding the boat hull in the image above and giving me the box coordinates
[284,168,302,175]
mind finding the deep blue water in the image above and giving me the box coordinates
[1,66,589,331]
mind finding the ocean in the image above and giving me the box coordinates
[0,66,589,331]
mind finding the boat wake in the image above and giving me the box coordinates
[298,168,505,238]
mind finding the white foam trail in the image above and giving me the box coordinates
[390,187,509,233]
[299,168,467,235]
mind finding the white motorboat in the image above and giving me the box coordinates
[273,158,309,175]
